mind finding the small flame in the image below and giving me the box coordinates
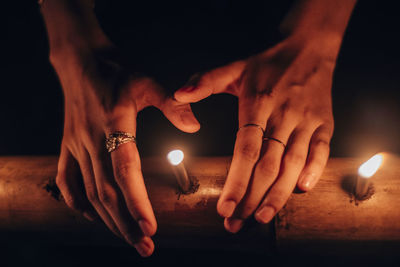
[358,153,383,178]
[167,150,184,166]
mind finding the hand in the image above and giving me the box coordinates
[52,47,200,256]
[175,35,337,233]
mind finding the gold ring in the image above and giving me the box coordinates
[237,123,265,135]
[105,131,136,153]
[263,137,286,149]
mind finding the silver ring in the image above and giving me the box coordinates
[237,123,265,135]
[263,137,286,149]
[106,131,136,153]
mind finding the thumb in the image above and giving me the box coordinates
[160,97,201,133]
[129,77,200,133]
[174,60,246,103]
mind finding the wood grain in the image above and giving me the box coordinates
[0,155,399,253]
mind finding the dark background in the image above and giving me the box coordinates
[3,0,400,266]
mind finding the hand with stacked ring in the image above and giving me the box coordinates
[41,0,200,257]
[175,35,343,233]
[53,49,200,255]
[53,52,200,255]
[174,0,356,234]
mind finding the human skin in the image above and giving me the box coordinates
[40,0,357,256]
[40,0,200,257]
[175,0,357,233]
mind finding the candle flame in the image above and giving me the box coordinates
[167,150,184,166]
[358,153,383,178]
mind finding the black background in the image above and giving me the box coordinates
[3,0,400,266]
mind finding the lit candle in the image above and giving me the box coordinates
[167,149,191,193]
[355,153,383,199]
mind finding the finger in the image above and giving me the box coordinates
[160,98,201,133]
[90,150,154,253]
[217,97,271,219]
[110,143,157,237]
[104,104,157,257]
[225,120,295,233]
[297,125,333,191]
[174,60,246,103]
[76,149,122,237]
[254,128,313,224]
[129,77,201,133]
[134,236,155,258]
[56,144,97,221]
[105,115,157,237]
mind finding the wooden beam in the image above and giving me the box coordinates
[0,155,399,253]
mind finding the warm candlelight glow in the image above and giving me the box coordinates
[167,150,184,166]
[358,153,383,178]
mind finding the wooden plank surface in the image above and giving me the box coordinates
[0,156,273,252]
[0,155,399,253]
[276,155,400,254]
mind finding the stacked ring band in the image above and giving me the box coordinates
[237,123,265,135]
[106,131,136,153]
[263,137,286,149]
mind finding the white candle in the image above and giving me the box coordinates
[355,153,383,199]
[167,150,191,193]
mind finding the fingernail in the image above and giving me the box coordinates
[178,86,196,93]
[255,206,275,223]
[301,173,316,190]
[219,200,236,218]
[134,242,151,257]
[225,218,244,233]
[83,212,96,222]
[138,220,154,236]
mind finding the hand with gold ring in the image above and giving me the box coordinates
[174,0,356,232]
[175,36,336,232]
[41,0,200,257]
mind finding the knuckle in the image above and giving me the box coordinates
[80,132,99,152]
[237,142,260,162]
[55,174,66,188]
[265,203,279,214]
[198,74,211,87]
[226,180,248,201]
[186,72,203,87]
[127,199,149,218]
[284,151,306,166]
[115,161,129,177]
[266,191,287,211]
[114,162,138,185]
[302,108,318,121]
[257,159,280,178]
[98,188,116,209]
[277,101,298,122]
[271,188,286,200]
[86,189,99,204]
[314,139,330,149]
[310,155,327,167]
[63,195,80,211]
[253,85,276,99]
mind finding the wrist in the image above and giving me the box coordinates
[41,0,111,63]
[258,32,343,69]
[279,0,357,55]
[285,32,344,60]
